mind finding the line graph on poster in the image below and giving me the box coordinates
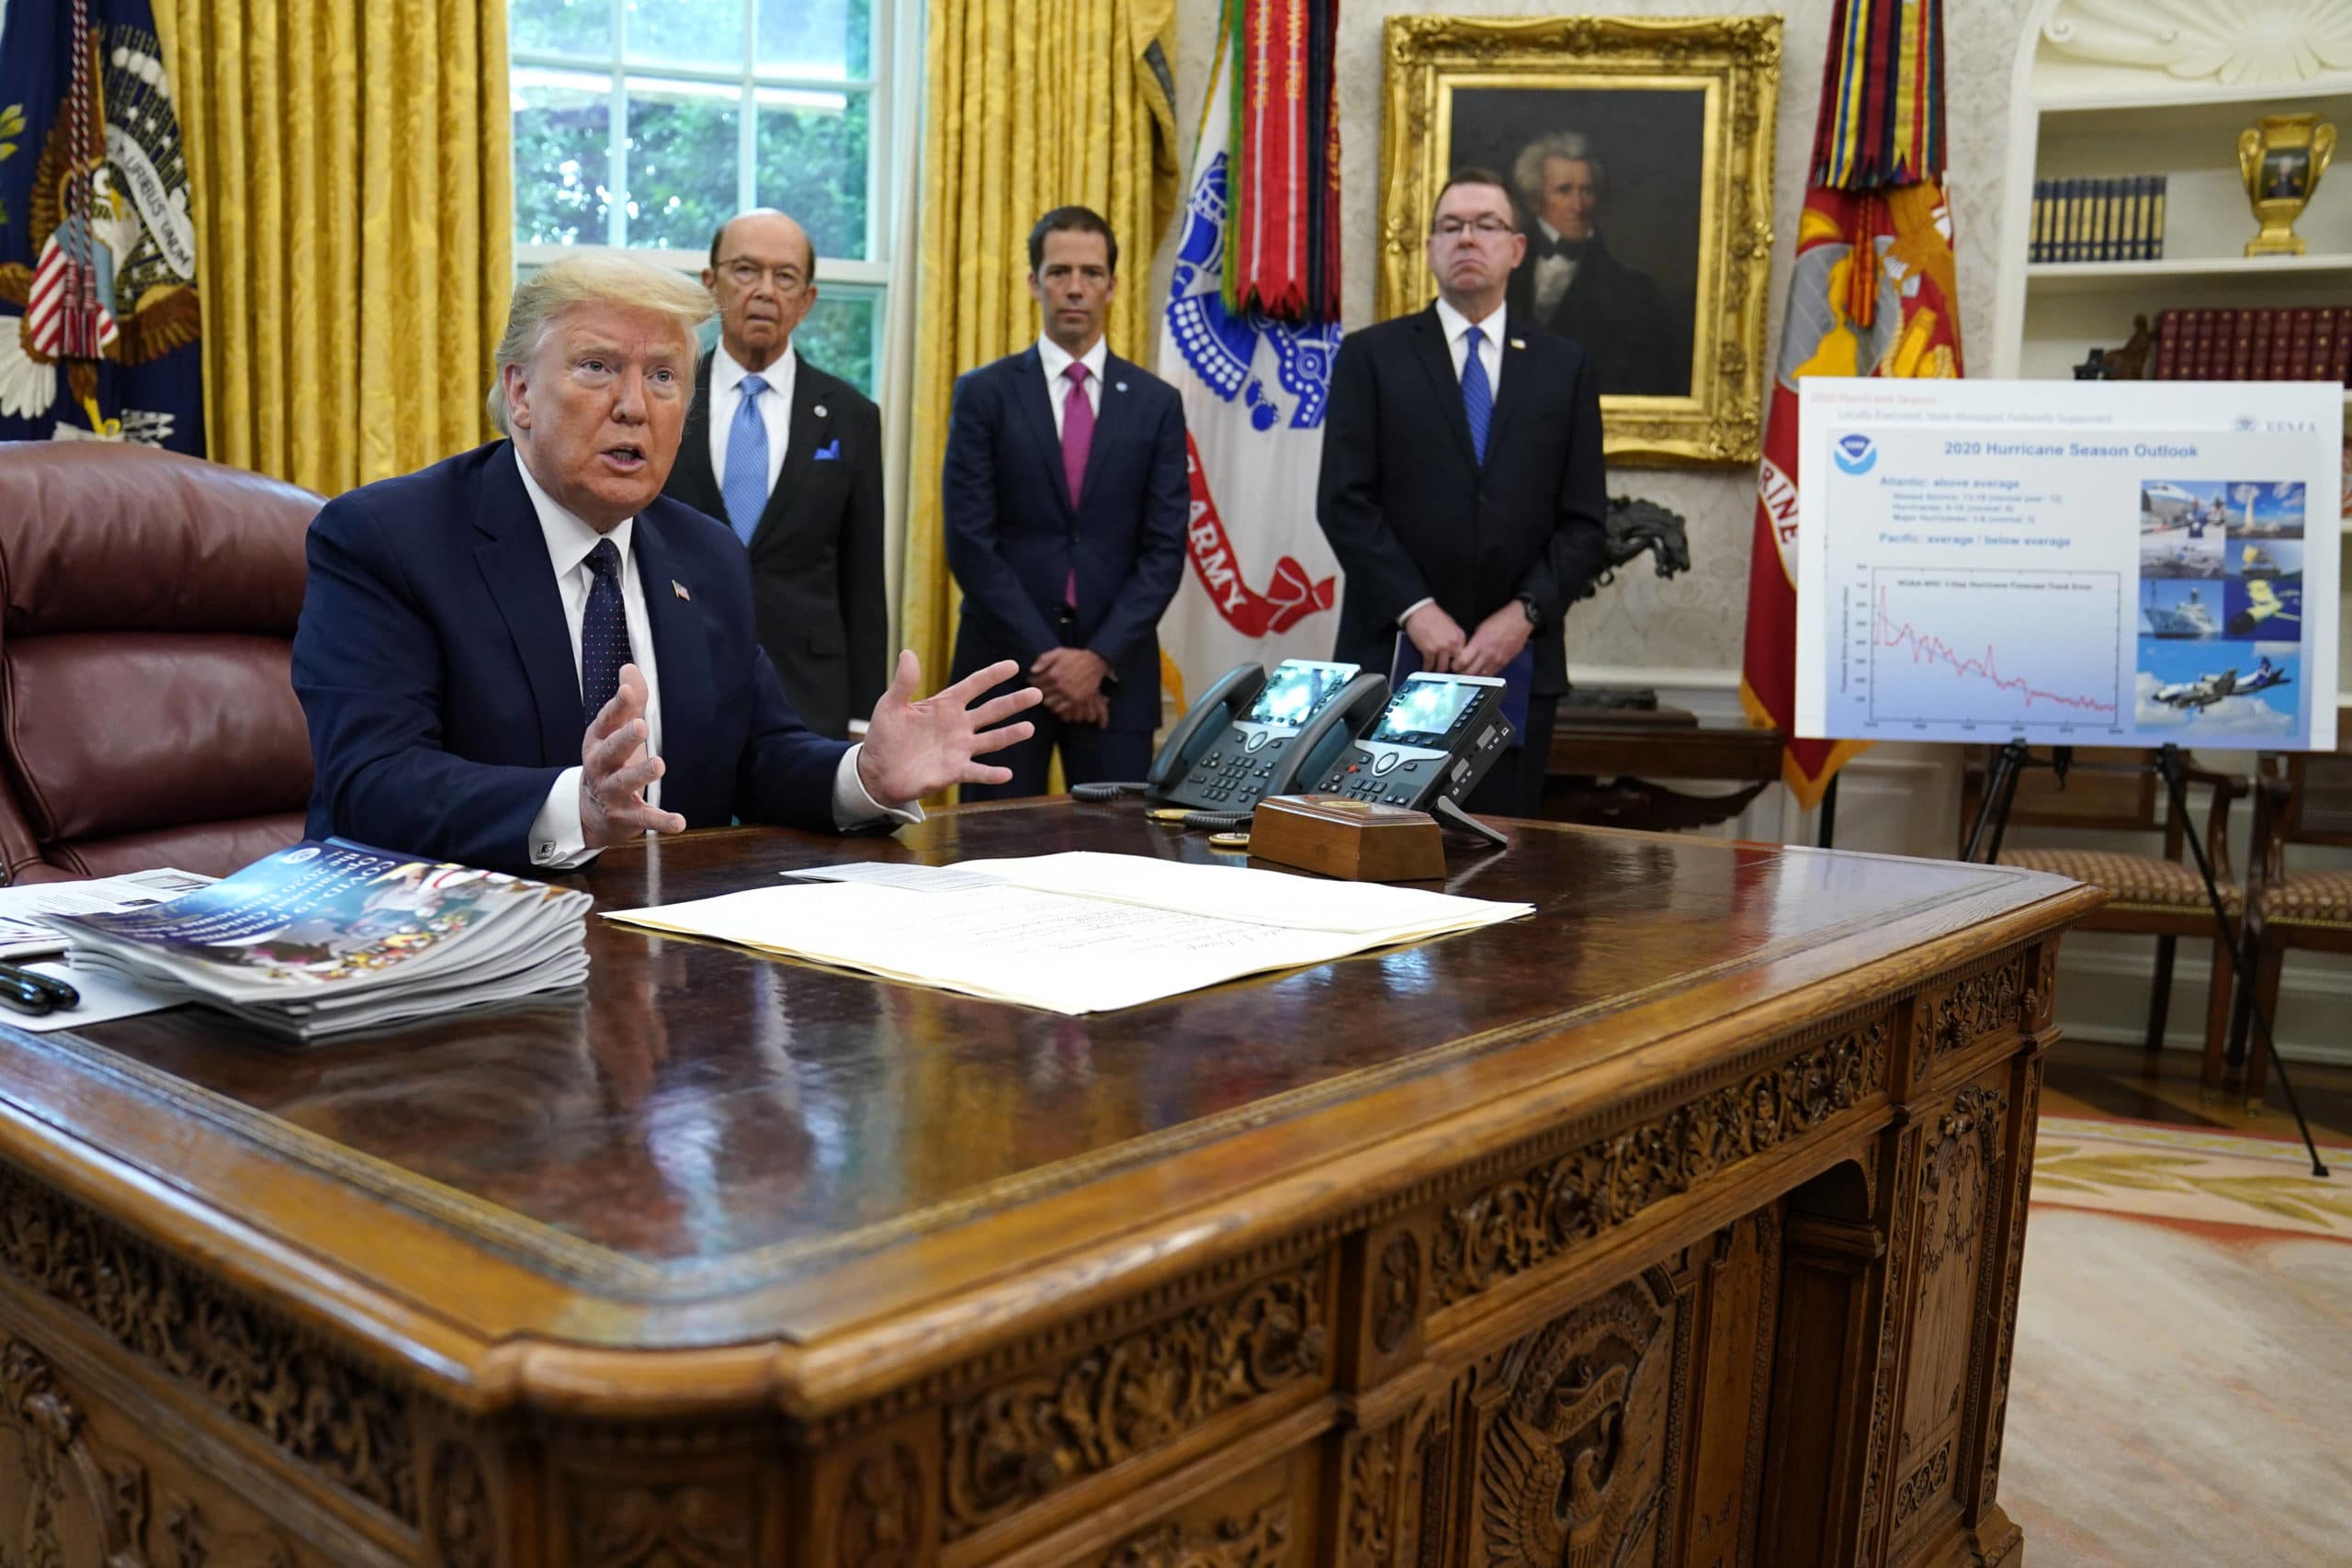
[1838,568,2125,734]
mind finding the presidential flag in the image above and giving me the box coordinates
[0,0,204,451]
[1156,3,1342,712]
[1739,0,1962,808]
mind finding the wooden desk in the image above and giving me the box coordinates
[1544,712,1786,831]
[0,803,2097,1568]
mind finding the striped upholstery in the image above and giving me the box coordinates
[1996,848,2244,914]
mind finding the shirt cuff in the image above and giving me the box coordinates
[833,744,923,829]
[1397,596,1436,628]
[529,767,601,870]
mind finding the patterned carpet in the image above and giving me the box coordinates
[2003,1117,2352,1566]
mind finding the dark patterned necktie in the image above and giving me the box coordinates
[1461,325,1492,465]
[580,537,633,728]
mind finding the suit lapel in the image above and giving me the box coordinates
[473,445,586,766]
[1481,313,1531,471]
[752,359,824,550]
[1077,355,1134,513]
[1010,347,1075,515]
[677,352,720,513]
[1409,308,1480,473]
[628,517,716,808]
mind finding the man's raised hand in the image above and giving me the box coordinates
[581,664,687,848]
[855,651,1043,802]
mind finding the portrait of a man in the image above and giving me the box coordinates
[1447,87,1703,400]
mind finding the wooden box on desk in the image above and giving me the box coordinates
[1249,794,1448,880]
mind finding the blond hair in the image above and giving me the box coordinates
[485,254,715,433]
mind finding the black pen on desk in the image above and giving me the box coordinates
[0,961,74,1010]
[0,964,54,1016]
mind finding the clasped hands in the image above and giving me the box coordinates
[1029,646,1112,727]
[1402,600,1532,677]
[579,655,1042,849]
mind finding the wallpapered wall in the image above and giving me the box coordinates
[1150,0,2037,684]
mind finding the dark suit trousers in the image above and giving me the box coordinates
[1461,696,1559,820]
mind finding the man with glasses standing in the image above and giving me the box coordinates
[1317,169,1609,818]
[664,209,888,740]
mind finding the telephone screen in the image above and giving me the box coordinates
[1242,660,1359,728]
[1371,679,1481,747]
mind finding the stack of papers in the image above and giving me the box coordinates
[47,841,591,1039]
[606,851,1532,1013]
[0,868,216,958]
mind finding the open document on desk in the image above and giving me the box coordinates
[605,851,1534,1014]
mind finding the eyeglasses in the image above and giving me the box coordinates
[718,259,808,291]
[1432,217,1517,241]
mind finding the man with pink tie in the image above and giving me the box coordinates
[941,207,1190,798]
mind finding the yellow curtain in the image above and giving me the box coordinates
[900,0,1182,738]
[153,0,511,495]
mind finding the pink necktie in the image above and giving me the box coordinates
[1062,362,1092,607]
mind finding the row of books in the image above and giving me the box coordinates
[2029,175,2166,264]
[2152,306,2352,382]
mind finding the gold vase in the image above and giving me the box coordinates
[2238,113,2335,256]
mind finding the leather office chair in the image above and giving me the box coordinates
[1959,746,2247,1088]
[0,443,320,882]
[2234,711,2352,1106]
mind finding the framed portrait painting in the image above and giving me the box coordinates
[1378,16,1781,465]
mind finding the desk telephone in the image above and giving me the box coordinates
[1308,671,1517,812]
[1146,660,1389,813]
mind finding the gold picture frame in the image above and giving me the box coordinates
[1378,15,1781,466]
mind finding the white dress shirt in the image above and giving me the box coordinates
[513,448,913,870]
[708,342,795,502]
[1037,334,1108,433]
[1397,298,1510,627]
[1530,220,1579,318]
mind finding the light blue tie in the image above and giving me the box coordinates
[720,373,770,547]
[1461,325,1492,466]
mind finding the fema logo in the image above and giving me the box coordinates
[2235,414,2258,431]
[1833,433,1878,475]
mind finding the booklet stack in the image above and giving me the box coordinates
[46,841,592,1039]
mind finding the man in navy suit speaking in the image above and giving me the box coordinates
[942,207,1188,798]
[292,254,1040,874]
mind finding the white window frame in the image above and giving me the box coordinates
[509,0,914,391]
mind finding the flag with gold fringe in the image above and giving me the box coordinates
[1741,0,1962,809]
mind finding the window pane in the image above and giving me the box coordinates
[623,79,740,251]
[625,0,746,72]
[512,0,613,59]
[757,0,870,79]
[753,89,868,261]
[513,75,615,246]
[794,290,876,396]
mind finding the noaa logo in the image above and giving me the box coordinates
[1833,433,1877,475]
[280,847,320,864]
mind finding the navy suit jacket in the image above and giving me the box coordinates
[292,441,850,873]
[1316,306,1607,698]
[940,345,1188,732]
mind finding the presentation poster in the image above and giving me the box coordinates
[1795,379,2341,750]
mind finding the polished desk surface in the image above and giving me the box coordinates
[0,800,2090,1416]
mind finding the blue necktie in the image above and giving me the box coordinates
[721,372,769,547]
[580,538,632,728]
[1461,325,1492,465]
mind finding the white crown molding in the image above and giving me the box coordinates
[2043,0,2352,86]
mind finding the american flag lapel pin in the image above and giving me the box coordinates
[673,580,691,602]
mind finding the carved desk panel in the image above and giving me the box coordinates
[0,803,2098,1567]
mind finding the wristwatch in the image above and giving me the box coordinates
[1516,594,1542,629]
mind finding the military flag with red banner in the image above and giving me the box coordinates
[1741,0,1962,807]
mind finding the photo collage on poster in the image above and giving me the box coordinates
[2136,479,2306,735]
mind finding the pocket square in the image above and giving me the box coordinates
[814,439,842,461]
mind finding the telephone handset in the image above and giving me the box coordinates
[1309,671,1517,812]
[1150,660,1389,813]
[1145,662,1266,795]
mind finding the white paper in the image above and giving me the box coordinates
[0,959,184,1032]
[0,868,212,959]
[956,852,1528,935]
[783,862,1008,892]
[610,857,1532,1015]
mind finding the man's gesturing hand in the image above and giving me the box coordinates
[581,664,687,849]
[856,651,1043,802]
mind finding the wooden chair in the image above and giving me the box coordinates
[1959,747,2248,1086]
[2234,711,2352,1106]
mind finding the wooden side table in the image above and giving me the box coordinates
[1541,705,1786,830]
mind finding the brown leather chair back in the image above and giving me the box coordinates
[0,443,322,882]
